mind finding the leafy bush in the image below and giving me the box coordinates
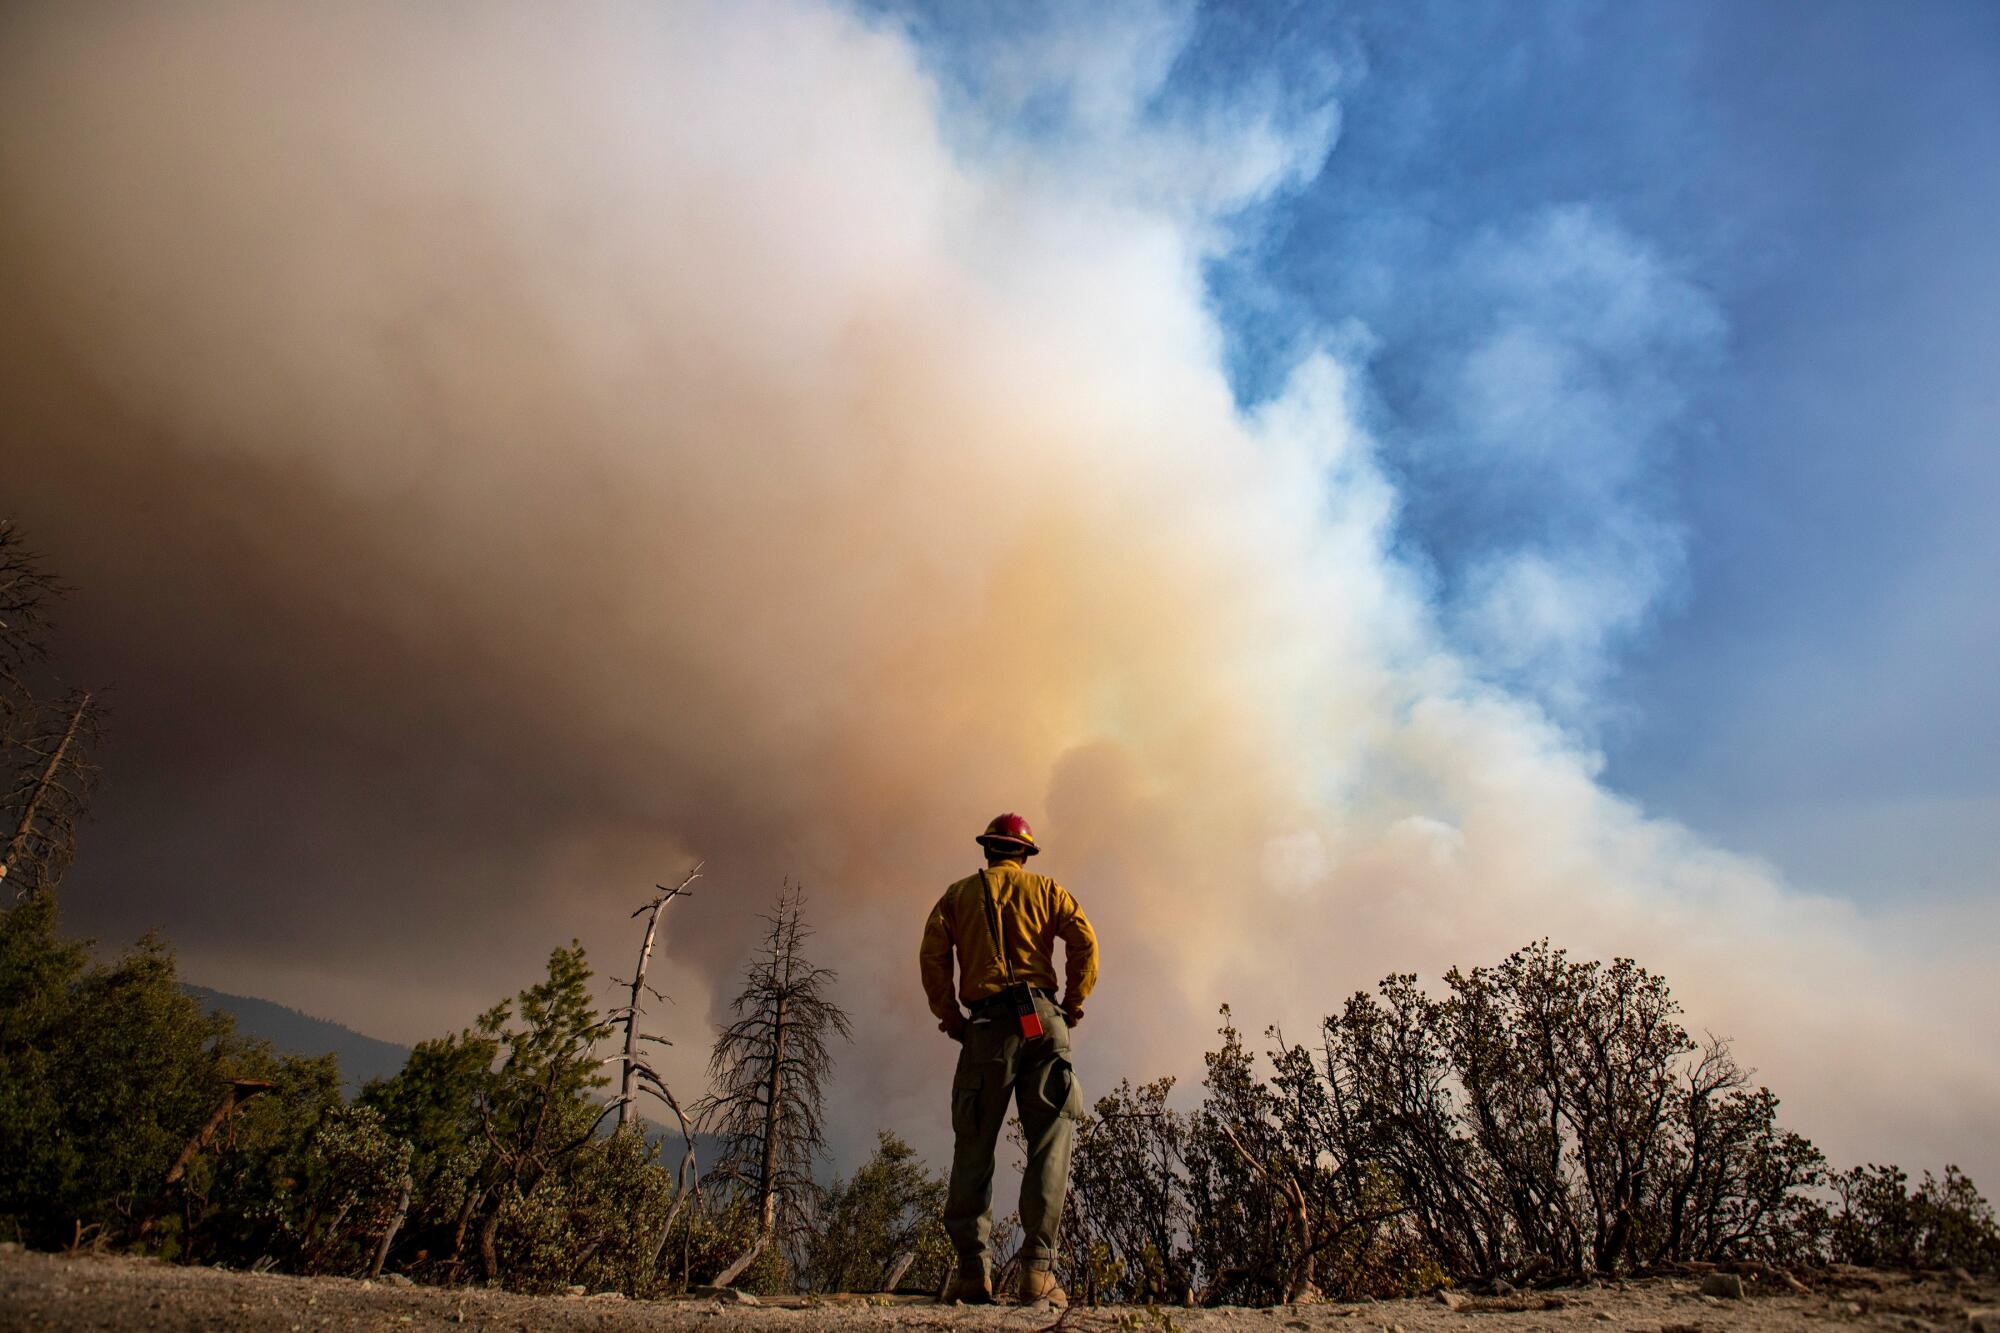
[1067,1010,1445,1306]
[1830,1164,2000,1273]
[1067,1077,1195,1304]
[0,891,280,1250]
[1061,942,2000,1303]
[805,1131,950,1294]
[1308,943,1831,1280]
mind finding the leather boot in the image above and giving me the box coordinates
[943,1259,994,1304]
[1018,1264,1068,1306]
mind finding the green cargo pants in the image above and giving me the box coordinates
[943,991,1084,1269]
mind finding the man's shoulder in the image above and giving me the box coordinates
[943,865,1067,900]
[1005,865,1068,900]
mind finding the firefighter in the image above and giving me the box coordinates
[919,812,1099,1305]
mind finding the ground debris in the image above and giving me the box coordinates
[3,1247,1994,1331]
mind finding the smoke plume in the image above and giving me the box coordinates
[2,0,1993,1177]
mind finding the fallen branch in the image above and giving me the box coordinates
[136,1078,275,1238]
[709,1227,771,1289]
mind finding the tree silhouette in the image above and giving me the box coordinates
[2,688,99,899]
[0,519,62,705]
[0,522,100,899]
[697,883,850,1286]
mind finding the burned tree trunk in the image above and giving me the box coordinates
[0,524,97,899]
[165,1078,275,1188]
[1,689,98,898]
[601,866,705,1273]
[137,1078,274,1238]
[614,864,699,1130]
[367,1173,413,1279]
[759,987,786,1232]
[478,1210,503,1284]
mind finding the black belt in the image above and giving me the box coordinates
[971,986,1052,1015]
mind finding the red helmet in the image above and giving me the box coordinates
[976,812,1040,857]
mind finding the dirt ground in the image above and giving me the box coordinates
[2,1246,1994,1332]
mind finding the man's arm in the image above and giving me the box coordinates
[919,892,967,1038]
[1051,884,1098,1025]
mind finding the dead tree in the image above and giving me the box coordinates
[597,862,707,1266]
[0,518,62,709]
[611,864,701,1131]
[1,688,99,898]
[0,523,100,899]
[698,883,852,1287]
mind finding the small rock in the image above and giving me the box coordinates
[1592,1312,1614,1322]
[1436,1289,1466,1311]
[565,1284,587,1297]
[0,1242,20,1255]
[384,1274,415,1289]
[1492,1279,1517,1297]
[359,1279,374,1290]
[1836,1300,1863,1316]
[1701,1272,1746,1300]
[1285,1323,1310,1331]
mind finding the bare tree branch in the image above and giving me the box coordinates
[613,863,699,1132]
[693,881,852,1279]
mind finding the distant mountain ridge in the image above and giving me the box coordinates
[183,984,413,1092]
[183,984,725,1165]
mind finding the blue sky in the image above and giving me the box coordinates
[882,0,2000,909]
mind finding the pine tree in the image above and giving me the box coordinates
[463,941,609,1283]
[697,884,850,1286]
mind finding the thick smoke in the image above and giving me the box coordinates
[2,0,1993,1177]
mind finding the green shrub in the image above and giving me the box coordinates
[806,1131,950,1294]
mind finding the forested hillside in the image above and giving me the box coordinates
[182,986,412,1092]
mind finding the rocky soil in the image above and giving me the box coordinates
[2,1246,1995,1332]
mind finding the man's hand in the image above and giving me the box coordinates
[1062,999,1084,1028]
[940,1012,968,1043]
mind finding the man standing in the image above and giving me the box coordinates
[919,812,1099,1305]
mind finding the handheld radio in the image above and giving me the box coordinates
[980,868,1044,1039]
